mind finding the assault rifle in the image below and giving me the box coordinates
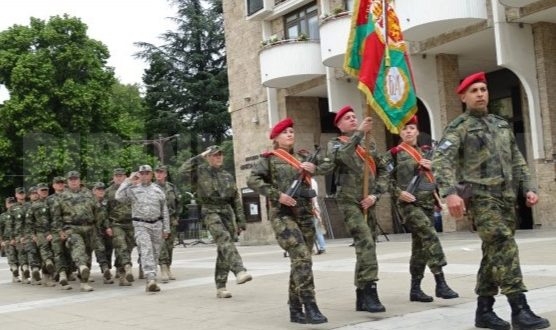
[286,146,321,198]
[405,147,435,196]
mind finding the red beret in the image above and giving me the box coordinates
[405,115,418,126]
[456,71,487,94]
[269,117,294,139]
[334,105,354,126]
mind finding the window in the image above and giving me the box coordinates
[284,3,320,40]
[247,0,265,16]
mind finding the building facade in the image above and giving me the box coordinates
[223,0,556,240]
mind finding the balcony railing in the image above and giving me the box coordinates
[319,12,351,68]
[259,40,326,88]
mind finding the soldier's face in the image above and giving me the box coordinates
[400,124,419,145]
[274,127,295,149]
[52,182,65,192]
[29,193,39,201]
[94,188,105,199]
[38,189,49,198]
[155,170,167,182]
[139,171,153,184]
[460,82,489,112]
[207,152,224,167]
[113,174,126,184]
[336,112,358,133]
[67,177,81,190]
[15,192,25,202]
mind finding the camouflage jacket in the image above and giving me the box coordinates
[105,183,132,225]
[432,111,535,199]
[11,202,30,238]
[182,160,246,228]
[95,198,109,231]
[0,210,14,240]
[25,198,51,235]
[321,130,389,200]
[50,188,99,231]
[115,181,170,234]
[155,181,182,221]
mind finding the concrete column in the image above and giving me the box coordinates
[435,54,461,126]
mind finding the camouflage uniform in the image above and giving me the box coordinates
[25,196,55,276]
[384,146,447,277]
[324,131,389,288]
[432,110,533,297]
[115,178,170,282]
[105,182,134,275]
[93,192,113,276]
[1,204,19,279]
[11,201,36,281]
[182,158,248,291]
[46,190,73,278]
[156,179,181,272]
[247,149,323,306]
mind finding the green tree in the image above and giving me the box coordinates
[135,0,230,155]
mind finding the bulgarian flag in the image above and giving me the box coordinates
[344,0,417,134]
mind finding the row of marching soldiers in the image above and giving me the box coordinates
[0,166,181,292]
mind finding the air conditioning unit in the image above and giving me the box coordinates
[245,0,274,21]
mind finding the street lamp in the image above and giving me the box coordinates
[123,133,180,165]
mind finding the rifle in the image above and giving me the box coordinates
[405,147,434,196]
[286,146,321,198]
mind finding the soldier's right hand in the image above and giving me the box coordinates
[105,227,113,237]
[59,230,67,240]
[357,117,373,133]
[445,194,465,219]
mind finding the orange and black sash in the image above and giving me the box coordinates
[398,142,435,183]
[270,149,311,185]
[338,136,376,176]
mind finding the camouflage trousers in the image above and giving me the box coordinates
[398,202,447,277]
[270,206,316,302]
[5,244,19,268]
[18,237,41,269]
[133,221,163,281]
[111,223,135,271]
[204,212,246,289]
[51,233,73,274]
[94,230,113,270]
[35,232,55,272]
[337,196,379,288]
[470,195,527,296]
[159,223,177,266]
[64,225,94,268]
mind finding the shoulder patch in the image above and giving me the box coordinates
[438,139,453,151]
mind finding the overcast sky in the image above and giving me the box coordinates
[0,0,176,101]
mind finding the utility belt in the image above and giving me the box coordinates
[132,217,162,224]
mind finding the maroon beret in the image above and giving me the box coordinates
[456,72,487,94]
[269,117,294,139]
[334,105,354,126]
[405,115,418,126]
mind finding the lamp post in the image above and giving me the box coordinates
[123,133,180,165]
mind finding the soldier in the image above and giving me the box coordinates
[105,168,135,286]
[1,197,19,282]
[12,187,32,284]
[92,182,114,284]
[181,146,252,299]
[154,165,182,283]
[432,72,550,330]
[383,116,458,302]
[321,106,389,313]
[115,165,170,293]
[50,171,99,292]
[26,183,56,287]
[247,118,327,324]
[47,176,74,289]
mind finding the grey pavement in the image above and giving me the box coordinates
[0,229,555,329]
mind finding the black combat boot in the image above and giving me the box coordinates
[475,296,510,330]
[355,288,363,311]
[410,276,433,302]
[360,282,386,313]
[303,301,328,324]
[289,295,306,324]
[507,293,550,330]
[434,272,459,299]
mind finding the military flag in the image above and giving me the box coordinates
[344,0,417,134]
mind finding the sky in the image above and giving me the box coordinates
[0,0,177,101]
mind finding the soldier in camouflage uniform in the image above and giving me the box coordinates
[1,197,20,282]
[248,118,327,324]
[182,145,252,299]
[105,168,135,286]
[92,182,114,284]
[383,116,458,303]
[115,165,170,293]
[321,106,389,313]
[26,183,56,286]
[12,187,33,284]
[155,165,182,283]
[432,72,550,330]
[51,171,100,292]
[47,176,74,289]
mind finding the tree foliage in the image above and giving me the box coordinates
[135,0,230,155]
[0,15,152,192]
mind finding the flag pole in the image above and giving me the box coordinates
[383,0,391,67]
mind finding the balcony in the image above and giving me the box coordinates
[395,0,488,41]
[319,12,351,68]
[259,40,326,88]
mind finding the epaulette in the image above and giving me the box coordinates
[490,114,510,124]
[447,115,466,129]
